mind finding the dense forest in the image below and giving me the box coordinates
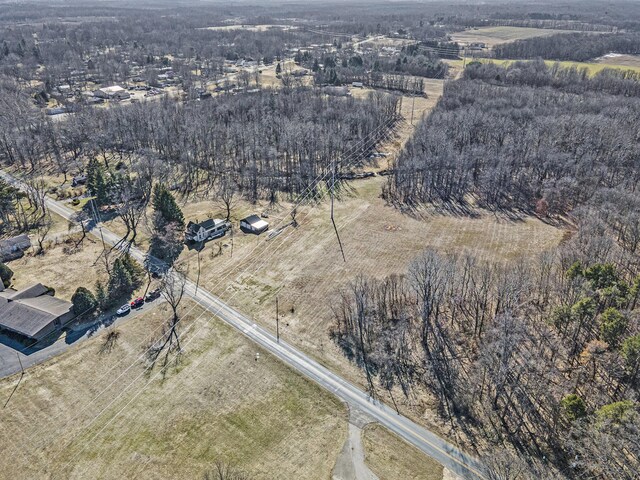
[387,61,640,217]
[0,81,400,211]
[334,59,640,479]
[494,32,640,62]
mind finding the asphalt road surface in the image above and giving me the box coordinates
[0,170,488,479]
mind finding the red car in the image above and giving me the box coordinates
[130,297,144,309]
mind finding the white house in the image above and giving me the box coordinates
[186,219,231,242]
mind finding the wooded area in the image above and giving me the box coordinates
[494,33,640,62]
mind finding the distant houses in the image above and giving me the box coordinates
[0,235,31,262]
[185,218,231,243]
[0,283,74,342]
[240,215,269,235]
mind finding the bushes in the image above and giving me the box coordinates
[0,261,13,287]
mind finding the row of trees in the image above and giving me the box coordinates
[387,61,640,214]
[494,32,640,62]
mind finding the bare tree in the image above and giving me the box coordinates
[147,265,187,370]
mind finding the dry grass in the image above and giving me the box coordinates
[8,231,108,301]
[450,26,578,48]
[199,24,297,32]
[594,53,640,69]
[363,423,444,480]
[446,57,640,76]
[0,301,347,480]
[177,175,566,394]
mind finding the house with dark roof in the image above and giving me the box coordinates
[240,215,269,235]
[0,234,31,262]
[185,218,231,243]
[0,283,74,342]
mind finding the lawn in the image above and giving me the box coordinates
[363,423,444,480]
[0,301,347,479]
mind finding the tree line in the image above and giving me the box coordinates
[494,32,640,62]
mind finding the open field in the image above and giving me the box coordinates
[363,423,444,480]
[199,24,297,32]
[178,175,566,409]
[595,53,640,69]
[445,57,640,75]
[450,26,575,48]
[0,301,347,479]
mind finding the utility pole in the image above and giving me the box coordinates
[276,296,280,343]
[410,94,416,125]
[462,45,467,69]
[330,159,346,263]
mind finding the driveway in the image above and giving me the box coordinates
[0,299,164,379]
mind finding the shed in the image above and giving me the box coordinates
[240,215,269,235]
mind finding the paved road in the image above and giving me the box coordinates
[0,171,488,479]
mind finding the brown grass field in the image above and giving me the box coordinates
[450,26,577,48]
[595,53,640,69]
[363,423,444,480]
[0,301,347,479]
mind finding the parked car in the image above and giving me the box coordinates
[116,304,131,315]
[145,288,161,302]
[130,297,144,309]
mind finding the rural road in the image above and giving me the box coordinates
[0,171,488,480]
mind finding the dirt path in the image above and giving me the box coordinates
[332,406,379,480]
[332,423,379,480]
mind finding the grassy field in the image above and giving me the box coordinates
[595,53,640,69]
[450,26,575,48]
[445,57,640,75]
[0,301,347,479]
[363,424,444,480]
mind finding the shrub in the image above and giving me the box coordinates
[71,287,98,316]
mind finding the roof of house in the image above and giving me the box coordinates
[0,302,60,338]
[0,283,73,338]
[0,234,31,253]
[187,218,226,232]
[98,85,126,94]
[0,283,48,301]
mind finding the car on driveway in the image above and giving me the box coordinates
[145,288,161,302]
[116,304,131,316]
[130,297,144,309]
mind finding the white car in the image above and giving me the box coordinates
[116,304,131,315]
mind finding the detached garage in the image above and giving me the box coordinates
[240,215,269,235]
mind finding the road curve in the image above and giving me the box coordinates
[0,170,487,480]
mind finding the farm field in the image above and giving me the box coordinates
[199,24,297,32]
[595,53,640,69]
[0,301,347,480]
[445,57,640,75]
[450,26,574,48]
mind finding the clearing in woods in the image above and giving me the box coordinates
[450,26,576,48]
[0,301,346,479]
